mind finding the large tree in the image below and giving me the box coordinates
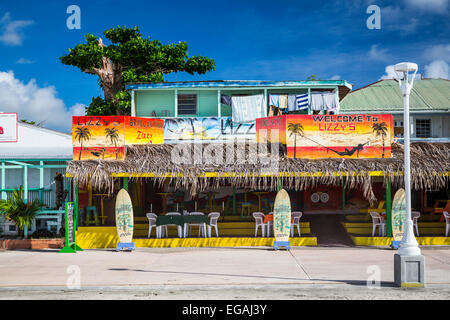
[60,26,216,115]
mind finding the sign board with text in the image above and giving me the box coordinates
[256,114,394,159]
[0,113,18,142]
[72,116,164,160]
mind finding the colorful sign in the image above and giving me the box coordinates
[72,116,164,160]
[0,113,18,142]
[392,188,406,242]
[256,114,394,159]
[273,189,291,244]
[164,117,256,143]
[115,188,135,250]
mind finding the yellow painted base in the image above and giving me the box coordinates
[400,283,425,288]
[350,235,450,246]
[76,227,317,249]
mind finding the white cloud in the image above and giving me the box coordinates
[0,12,34,46]
[382,6,420,34]
[424,60,449,79]
[0,70,86,132]
[15,58,34,64]
[423,44,450,62]
[368,45,391,62]
[380,65,398,80]
[404,0,449,13]
[330,75,341,80]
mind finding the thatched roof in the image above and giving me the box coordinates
[66,142,450,202]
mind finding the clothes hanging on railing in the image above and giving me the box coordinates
[287,95,296,111]
[232,94,265,123]
[220,94,232,106]
[310,91,338,111]
[269,94,279,107]
[295,94,309,111]
[278,95,288,109]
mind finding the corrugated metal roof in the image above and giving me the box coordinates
[340,79,450,113]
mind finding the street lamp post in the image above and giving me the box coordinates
[393,62,425,287]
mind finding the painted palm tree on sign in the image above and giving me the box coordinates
[74,127,91,160]
[287,122,304,159]
[372,122,388,158]
[105,127,120,159]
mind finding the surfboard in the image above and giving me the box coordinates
[115,188,134,249]
[273,189,291,249]
[392,188,406,242]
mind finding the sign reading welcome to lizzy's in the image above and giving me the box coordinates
[256,114,394,159]
[72,116,164,160]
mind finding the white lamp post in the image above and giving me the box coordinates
[394,62,421,256]
[393,62,425,288]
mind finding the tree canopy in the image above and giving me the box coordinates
[60,26,216,115]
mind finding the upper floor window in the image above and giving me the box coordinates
[177,94,197,115]
[416,119,431,138]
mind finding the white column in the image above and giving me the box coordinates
[1,161,5,200]
[217,89,221,118]
[398,80,421,256]
[264,89,268,117]
[174,89,178,118]
[131,90,136,117]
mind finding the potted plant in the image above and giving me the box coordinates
[0,186,45,239]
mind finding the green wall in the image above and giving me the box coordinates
[136,90,175,117]
[136,88,309,118]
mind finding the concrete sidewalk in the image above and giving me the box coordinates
[0,246,449,299]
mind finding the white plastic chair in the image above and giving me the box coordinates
[207,212,220,237]
[166,212,181,216]
[370,211,386,237]
[411,211,420,236]
[186,212,207,237]
[163,212,183,237]
[146,213,157,238]
[443,211,450,237]
[252,212,266,237]
[291,211,303,237]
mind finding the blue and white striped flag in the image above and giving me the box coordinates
[296,94,309,110]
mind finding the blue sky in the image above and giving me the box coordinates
[0,0,449,131]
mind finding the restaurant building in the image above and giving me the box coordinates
[66,80,450,248]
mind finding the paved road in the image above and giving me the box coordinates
[0,246,449,299]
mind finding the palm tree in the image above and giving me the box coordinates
[105,127,120,159]
[372,122,388,158]
[74,127,91,160]
[287,123,304,159]
[0,186,45,238]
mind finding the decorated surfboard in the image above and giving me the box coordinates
[273,189,291,249]
[392,188,406,244]
[115,188,135,251]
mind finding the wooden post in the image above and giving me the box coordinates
[386,176,392,237]
[75,179,79,230]
[232,186,236,215]
[88,178,92,207]
[342,176,346,215]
